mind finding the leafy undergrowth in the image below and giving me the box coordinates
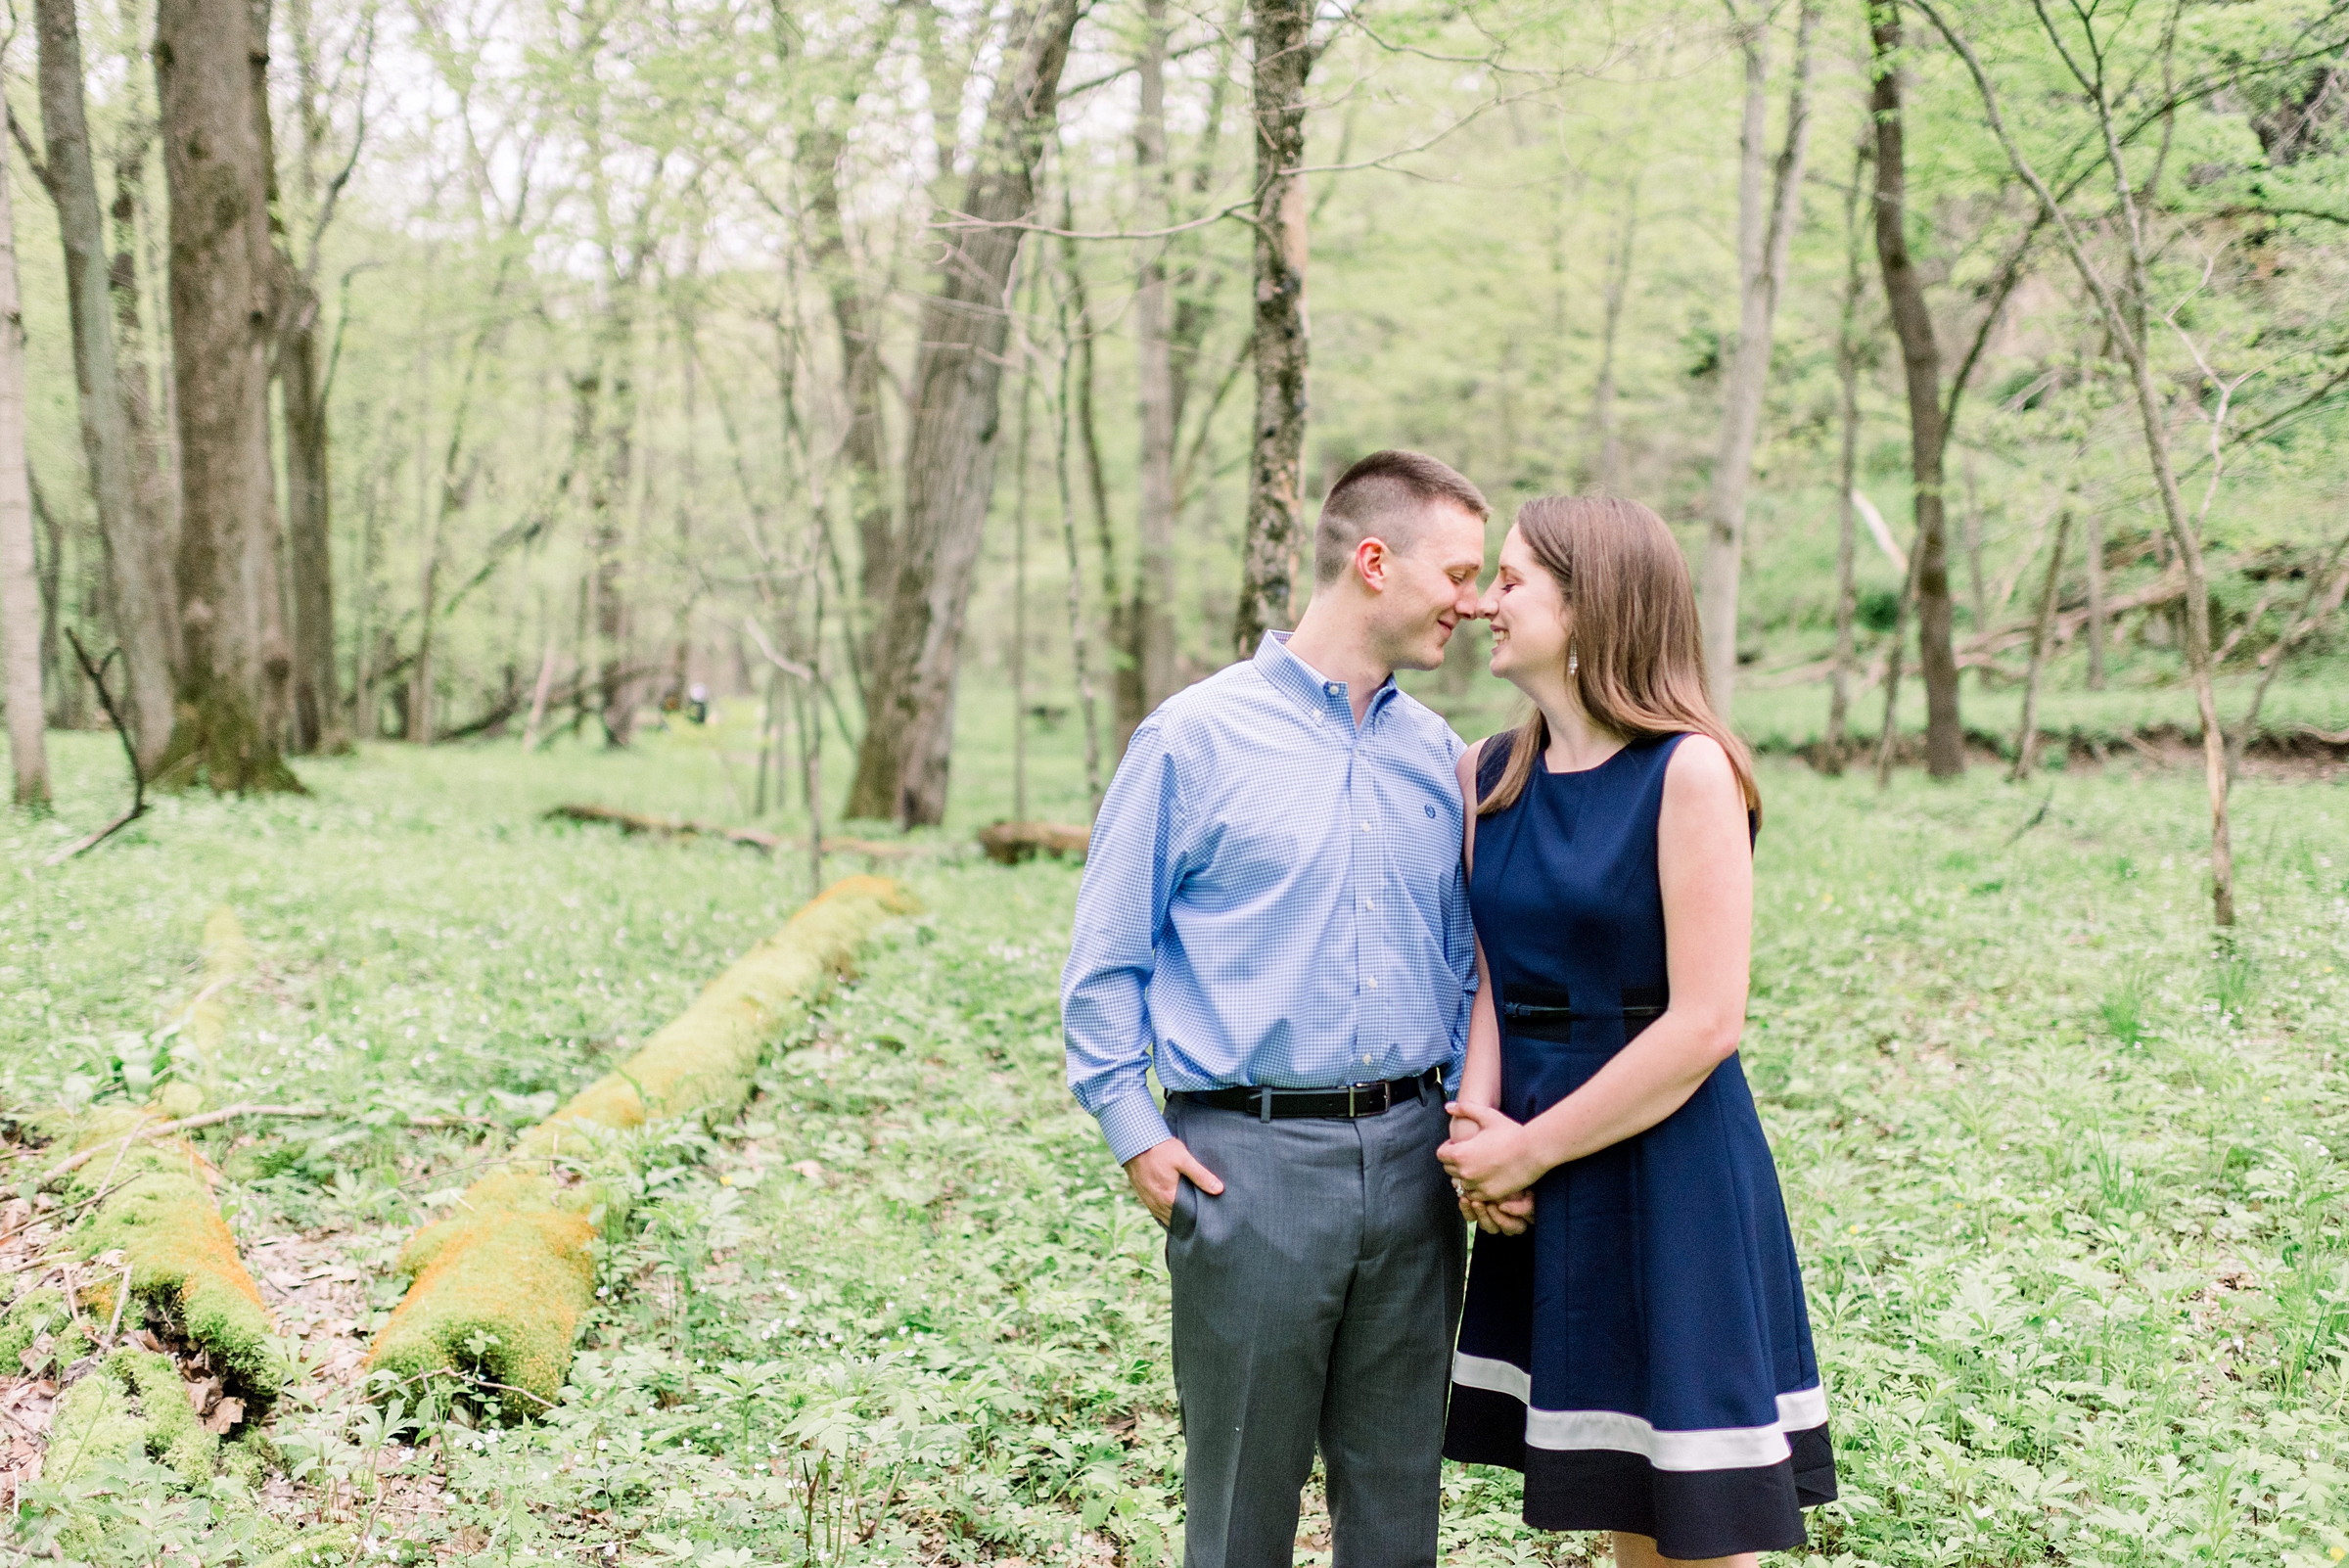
[3,736,2348,1566]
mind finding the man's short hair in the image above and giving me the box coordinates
[1313,450,1490,584]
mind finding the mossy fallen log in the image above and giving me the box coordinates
[363,874,917,1409]
[57,909,287,1404]
[66,1106,288,1399]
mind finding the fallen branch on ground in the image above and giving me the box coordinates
[545,803,783,853]
[547,804,920,859]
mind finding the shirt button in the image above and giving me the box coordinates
[1365,976,1378,989]
[1361,898,1374,911]
[1360,820,1373,832]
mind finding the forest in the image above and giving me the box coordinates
[3,0,2348,1561]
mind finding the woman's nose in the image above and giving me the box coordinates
[1474,585,1499,619]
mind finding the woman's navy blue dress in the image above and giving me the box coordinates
[1443,733,1835,1558]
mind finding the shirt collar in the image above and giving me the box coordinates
[1254,630,1398,724]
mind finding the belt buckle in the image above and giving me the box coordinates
[1347,1083,1359,1117]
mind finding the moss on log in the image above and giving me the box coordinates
[48,1347,219,1487]
[67,1107,288,1400]
[363,875,917,1408]
[366,1172,597,1407]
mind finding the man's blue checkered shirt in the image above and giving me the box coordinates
[1061,632,1479,1165]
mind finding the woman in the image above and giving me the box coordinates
[1438,496,1835,1566]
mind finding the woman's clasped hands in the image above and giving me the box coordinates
[1442,1102,1545,1235]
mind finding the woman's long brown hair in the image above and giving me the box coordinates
[1478,495,1761,822]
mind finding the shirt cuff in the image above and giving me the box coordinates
[1094,1088,1174,1167]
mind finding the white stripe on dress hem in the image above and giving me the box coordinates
[1451,1352,1828,1473]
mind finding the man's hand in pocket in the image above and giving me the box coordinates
[1124,1137,1225,1225]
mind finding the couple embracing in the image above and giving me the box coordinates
[1061,451,1837,1567]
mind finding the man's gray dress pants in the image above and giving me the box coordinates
[1163,1090,1466,1568]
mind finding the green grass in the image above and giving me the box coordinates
[5,725,2349,1566]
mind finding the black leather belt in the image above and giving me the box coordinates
[1172,1065,1443,1122]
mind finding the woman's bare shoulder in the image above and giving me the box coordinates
[1662,732,1740,807]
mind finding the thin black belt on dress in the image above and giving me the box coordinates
[1170,1065,1443,1122]
[1499,984,1669,1037]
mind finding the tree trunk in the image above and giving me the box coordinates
[245,0,294,757]
[1053,224,1105,814]
[1011,354,1035,824]
[1230,0,1313,657]
[113,149,179,606]
[31,471,69,728]
[0,125,46,807]
[153,0,299,792]
[1698,0,1818,714]
[36,0,176,772]
[591,329,638,748]
[1059,224,1135,756]
[1824,138,1868,766]
[1874,530,1924,787]
[845,0,1081,827]
[2009,508,2072,781]
[2084,509,2106,688]
[1962,457,1987,633]
[791,2,897,659]
[1867,5,1962,779]
[1588,179,1638,494]
[1129,0,1179,726]
[282,296,338,753]
[277,0,339,756]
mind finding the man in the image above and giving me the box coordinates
[1062,450,1504,1567]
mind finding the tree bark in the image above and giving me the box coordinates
[1230,0,1313,658]
[1867,4,1963,778]
[1699,0,1818,715]
[35,0,176,772]
[845,0,1081,826]
[1824,139,1868,767]
[1128,0,1179,728]
[0,123,46,807]
[2009,507,2072,781]
[153,0,299,792]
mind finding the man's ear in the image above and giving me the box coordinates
[1355,535,1391,592]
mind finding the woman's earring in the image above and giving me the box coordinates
[1568,648,1580,677]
